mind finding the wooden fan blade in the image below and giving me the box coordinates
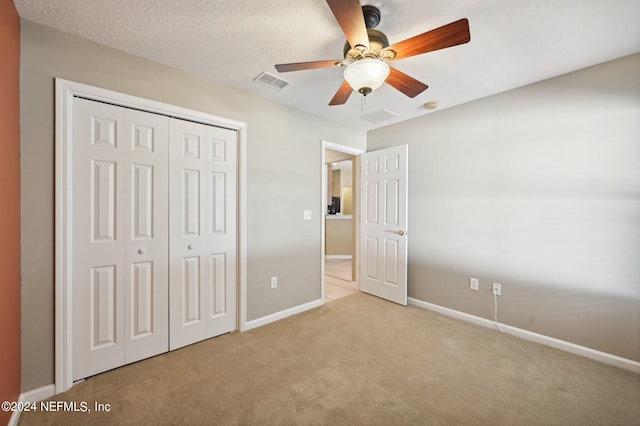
[329,81,353,106]
[326,0,369,49]
[386,67,429,98]
[275,60,342,73]
[388,18,470,61]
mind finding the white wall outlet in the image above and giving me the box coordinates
[492,282,502,296]
[270,276,278,289]
[303,210,312,221]
[469,277,479,291]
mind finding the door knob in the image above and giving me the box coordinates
[188,244,194,250]
[391,230,405,236]
[138,248,146,254]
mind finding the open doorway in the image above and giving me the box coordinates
[321,141,364,303]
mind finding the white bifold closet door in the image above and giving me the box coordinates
[73,98,169,380]
[169,119,237,350]
[72,97,238,380]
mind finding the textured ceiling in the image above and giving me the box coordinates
[13,0,640,131]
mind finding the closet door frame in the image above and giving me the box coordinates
[55,79,248,394]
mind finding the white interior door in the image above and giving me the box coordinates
[73,99,169,380]
[360,145,408,305]
[169,119,238,350]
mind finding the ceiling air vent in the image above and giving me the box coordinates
[361,109,399,124]
[253,72,290,91]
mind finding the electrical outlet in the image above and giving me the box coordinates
[492,282,502,296]
[469,277,479,291]
[270,276,278,289]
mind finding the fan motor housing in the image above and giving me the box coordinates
[343,6,393,61]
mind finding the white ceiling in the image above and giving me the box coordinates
[14,0,640,131]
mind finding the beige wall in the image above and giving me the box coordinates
[331,169,341,199]
[342,187,353,215]
[325,218,353,256]
[329,164,353,214]
[368,53,640,362]
[20,21,366,391]
[0,0,21,421]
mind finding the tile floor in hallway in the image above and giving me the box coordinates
[324,258,357,302]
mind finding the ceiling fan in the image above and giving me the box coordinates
[275,0,470,106]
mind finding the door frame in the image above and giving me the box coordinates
[54,79,248,393]
[321,141,364,301]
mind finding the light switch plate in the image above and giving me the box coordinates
[303,210,312,221]
[470,277,479,291]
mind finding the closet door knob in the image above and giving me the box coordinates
[188,244,194,250]
[138,248,146,254]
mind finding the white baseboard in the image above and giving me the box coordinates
[8,410,19,426]
[19,384,55,403]
[408,297,640,373]
[325,255,352,260]
[8,384,55,426]
[245,299,324,331]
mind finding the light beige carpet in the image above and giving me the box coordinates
[20,293,640,425]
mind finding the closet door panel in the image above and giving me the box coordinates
[123,109,169,363]
[204,126,237,338]
[169,120,207,349]
[169,120,237,350]
[73,99,169,380]
[73,99,127,380]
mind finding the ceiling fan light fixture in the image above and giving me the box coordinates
[343,59,390,96]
